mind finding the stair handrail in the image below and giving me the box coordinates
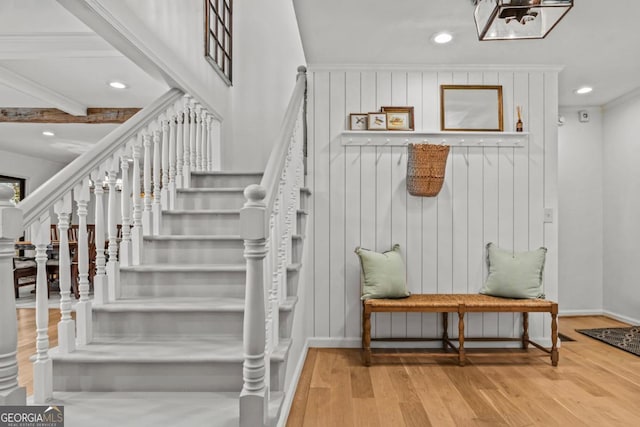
[18,88,184,228]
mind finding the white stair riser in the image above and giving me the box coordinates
[120,270,246,298]
[175,191,245,210]
[53,359,284,392]
[297,211,307,236]
[92,310,243,338]
[120,282,245,299]
[190,173,262,189]
[287,269,299,298]
[142,239,244,264]
[292,237,303,264]
[162,213,240,235]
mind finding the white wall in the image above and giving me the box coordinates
[558,107,604,315]
[306,67,559,344]
[0,149,65,194]
[230,0,306,170]
[602,91,640,324]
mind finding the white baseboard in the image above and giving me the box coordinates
[276,340,310,427]
[602,310,640,326]
[559,309,604,317]
[307,336,554,349]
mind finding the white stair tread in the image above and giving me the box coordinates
[164,209,241,214]
[94,296,298,312]
[144,234,242,241]
[46,391,283,427]
[50,337,291,363]
[191,171,263,175]
[177,187,245,193]
[121,264,246,272]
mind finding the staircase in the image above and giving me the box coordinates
[46,171,308,426]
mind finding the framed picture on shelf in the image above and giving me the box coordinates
[440,85,503,131]
[367,112,387,130]
[349,113,368,130]
[382,106,414,131]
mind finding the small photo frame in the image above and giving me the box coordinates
[349,113,368,130]
[367,112,387,130]
[381,106,414,131]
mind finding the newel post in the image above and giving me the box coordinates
[0,185,26,405]
[239,185,268,427]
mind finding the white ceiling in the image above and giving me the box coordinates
[293,0,640,107]
[0,0,168,164]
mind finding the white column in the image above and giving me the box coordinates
[176,112,184,189]
[210,119,221,171]
[152,130,162,235]
[142,133,153,235]
[106,170,120,302]
[182,102,192,188]
[205,115,212,171]
[168,116,177,209]
[131,145,143,266]
[120,156,132,267]
[0,185,26,405]
[92,174,108,304]
[239,185,268,427]
[195,108,202,171]
[200,111,207,171]
[189,106,197,173]
[161,120,170,210]
[74,178,92,345]
[31,214,52,404]
[54,193,75,353]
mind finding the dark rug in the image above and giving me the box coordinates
[557,333,575,342]
[576,326,640,357]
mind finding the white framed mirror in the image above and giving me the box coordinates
[440,85,503,131]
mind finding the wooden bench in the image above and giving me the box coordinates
[362,293,558,367]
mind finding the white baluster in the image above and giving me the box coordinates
[182,101,192,188]
[161,120,170,210]
[131,145,143,265]
[106,169,120,302]
[205,115,212,171]
[201,111,208,171]
[239,185,268,427]
[195,107,202,172]
[168,116,177,209]
[120,156,132,267]
[176,111,184,189]
[143,133,153,235]
[54,193,75,353]
[152,130,162,235]
[210,119,221,171]
[189,105,197,173]
[32,214,52,404]
[92,171,108,304]
[0,185,26,405]
[75,178,92,345]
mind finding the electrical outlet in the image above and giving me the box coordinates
[544,208,553,223]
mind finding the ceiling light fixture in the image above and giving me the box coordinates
[472,0,573,41]
[433,32,453,44]
[108,81,128,89]
[575,87,593,95]
[42,131,55,137]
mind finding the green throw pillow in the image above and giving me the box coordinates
[480,242,547,299]
[356,244,410,300]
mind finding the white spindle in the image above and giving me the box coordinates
[75,178,92,345]
[120,156,132,267]
[54,193,75,353]
[143,133,153,235]
[201,112,208,171]
[189,105,197,173]
[205,115,211,171]
[210,119,221,171]
[106,169,120,302]
[131,145,143,265]
[152,130,162,235]
[239,185,268,427]
[32,215,52,404]
[92,172,108,304]
[168,116,177,208]
[161,120,170,209]
[182,102,191,188]
[195,108,202,171]
[0,185,26,405]
[176,111,184,189]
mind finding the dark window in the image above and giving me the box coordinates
[205,0,232,84]
[0,174,26,205]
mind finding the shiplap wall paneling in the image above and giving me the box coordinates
[307,68,558,344]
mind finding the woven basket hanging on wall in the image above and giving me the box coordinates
[406,143,450,197]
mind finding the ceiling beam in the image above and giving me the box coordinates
[0,107,141,124]
[0,65,87,116]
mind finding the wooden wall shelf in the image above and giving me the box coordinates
[341,131,529,148]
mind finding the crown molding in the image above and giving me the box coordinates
[0,32,121,59]
[307,63,564,73]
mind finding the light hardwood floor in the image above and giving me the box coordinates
[287,316,640,426]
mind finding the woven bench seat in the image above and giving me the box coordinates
[362,293,558,367]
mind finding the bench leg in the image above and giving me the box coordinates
[442,312,449,350]
[551,308,559,367]
[522,312,529,350]
[458,310,465,366]
[362,306,371,366]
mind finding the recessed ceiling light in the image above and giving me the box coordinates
[576,86,593,95]
[108,81,128,89]
[433,32,453,44]
[42,131,55,137]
